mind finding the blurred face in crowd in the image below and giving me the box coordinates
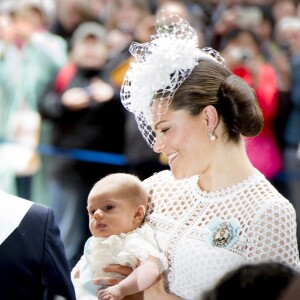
[280,28,300,55]
[12,10,38,45]
[231,31,259,56]
[72,35,108,69]
[115,0,148,33]
[0,13,15,43]
[56,0,89,32]
[272,0,296,23]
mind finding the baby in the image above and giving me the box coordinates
[71,173,167,300]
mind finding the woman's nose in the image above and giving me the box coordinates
[153,137,166,153]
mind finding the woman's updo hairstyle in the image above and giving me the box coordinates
[171,59,264,142]
[219,74,264,140]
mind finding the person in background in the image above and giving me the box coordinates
[202,262,299,300]
[38,21,126,268]
[0,0,67,201]
[107,3,167,180]
[211,3,263,50]
[271,0,297,24]
[221,28,283,190]
[93,12,300,300]
[280,276,300,300]
[275,15,300,254]
[0,189,75,300]
[50,0,97,49]
[72,173,167,300]
[157,0,205,46]
[14,0,68,67]
[105,0,151,63]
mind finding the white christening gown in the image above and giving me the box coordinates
[71,223,167,299]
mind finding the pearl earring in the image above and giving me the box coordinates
[209,131,216,141]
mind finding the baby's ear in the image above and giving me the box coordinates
[133,205,146,224]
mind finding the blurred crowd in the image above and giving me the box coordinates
[0,0,299,267]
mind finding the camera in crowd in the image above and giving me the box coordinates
[230,47,253,63]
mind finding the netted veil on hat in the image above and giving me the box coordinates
[120,11,225,148]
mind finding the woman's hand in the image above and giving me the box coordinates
[93,265,143,300]
[93,264,132,287]
[94,265,181,300]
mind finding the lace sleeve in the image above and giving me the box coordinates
[245,198,300,271]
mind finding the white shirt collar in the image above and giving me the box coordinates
[0,190,33,245]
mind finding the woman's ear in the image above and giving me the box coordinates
[203,105,219,132]
[133,205,146,224]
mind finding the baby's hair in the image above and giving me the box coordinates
[93,173,149,207]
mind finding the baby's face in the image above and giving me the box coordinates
[87,184,139,238]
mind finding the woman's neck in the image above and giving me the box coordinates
[198,139,255,192]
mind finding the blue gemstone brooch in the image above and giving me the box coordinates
[206,217,241,249]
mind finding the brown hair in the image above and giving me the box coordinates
[171,59,264,142]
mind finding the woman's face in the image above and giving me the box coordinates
[153,108,211,179]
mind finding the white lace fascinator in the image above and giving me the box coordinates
[120,11,226,147]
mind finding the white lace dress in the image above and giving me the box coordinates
[71,223,167,299]
[143,170,300,300]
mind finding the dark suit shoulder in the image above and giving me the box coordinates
[0,202,75,300]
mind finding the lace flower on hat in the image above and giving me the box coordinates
[120,11,225,147]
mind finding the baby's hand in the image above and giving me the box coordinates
[98,284,123,300]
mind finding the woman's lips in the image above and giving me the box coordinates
[168,151,179,164]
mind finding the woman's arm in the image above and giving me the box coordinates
[143,275,183,300]
[245,199,300,271]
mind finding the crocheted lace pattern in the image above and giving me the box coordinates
[144,170,300,300]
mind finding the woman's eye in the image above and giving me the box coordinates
[161,128,169,134]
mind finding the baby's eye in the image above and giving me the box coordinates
[106,205,114,211]
[88,210,95,216]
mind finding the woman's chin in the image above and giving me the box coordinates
[171,168,187,180]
